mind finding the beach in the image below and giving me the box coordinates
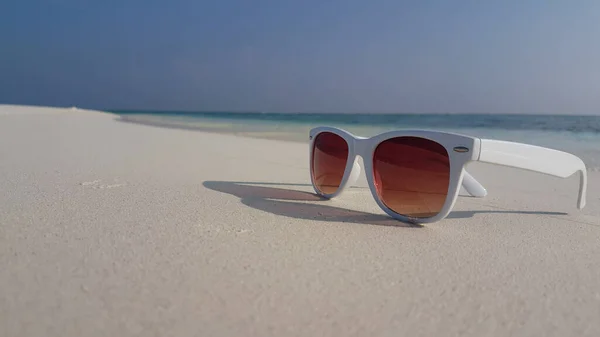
[1,105,599,336]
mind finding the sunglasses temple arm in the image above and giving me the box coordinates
[462,171,488,197]
[477,139,587,209]
[347,159,362,187]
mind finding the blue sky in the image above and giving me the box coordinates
[1,0,599,114]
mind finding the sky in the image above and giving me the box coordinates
[1,0,600,114]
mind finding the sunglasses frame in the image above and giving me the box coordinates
[309,126,587,224]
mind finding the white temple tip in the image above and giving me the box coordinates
[347,159,361,187]
[469,187,488,198]
[462,170,488,198]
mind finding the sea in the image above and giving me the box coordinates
[111,110,600,170]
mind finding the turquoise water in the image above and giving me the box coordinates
[112,111,600,170]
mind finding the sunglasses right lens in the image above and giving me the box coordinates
[311,132,349,194]
[373,136,450,218]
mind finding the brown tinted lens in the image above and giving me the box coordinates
[373,137,450,218]
[312,132,349,194]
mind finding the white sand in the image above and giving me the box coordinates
[1,105,599,337]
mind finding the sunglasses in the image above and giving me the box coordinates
[309,126,587,224]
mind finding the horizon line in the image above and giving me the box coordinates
[2,103,599,117]
[108,109,600,117]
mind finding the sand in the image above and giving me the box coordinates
[1,105,599,337]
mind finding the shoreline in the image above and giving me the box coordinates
[4,104,599,170]
[115,114,312,143]
[115,112,600,171]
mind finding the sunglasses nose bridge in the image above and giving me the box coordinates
[352,136,370,158]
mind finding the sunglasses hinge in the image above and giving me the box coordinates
[453,146,470,153]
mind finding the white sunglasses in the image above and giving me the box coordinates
[309,126,587,224]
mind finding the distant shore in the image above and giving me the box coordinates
[113,109,600,171]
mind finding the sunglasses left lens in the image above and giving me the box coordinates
[311,132,349,194]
